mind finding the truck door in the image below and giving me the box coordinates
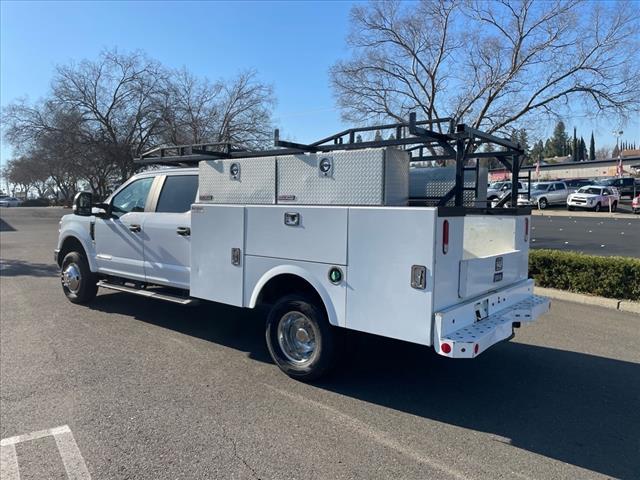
[142,174,198,290]
[94,176,155,281]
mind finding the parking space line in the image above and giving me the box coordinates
[0,444,20,480]
[54,430,91,480]
[0,425,90,480]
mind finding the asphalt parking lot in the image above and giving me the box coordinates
[1,208,639,480]
[531,213,640,257]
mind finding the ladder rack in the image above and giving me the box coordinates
[136,113,527,211]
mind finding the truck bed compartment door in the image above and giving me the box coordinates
[458,250,527,299]
[190,204,245,306]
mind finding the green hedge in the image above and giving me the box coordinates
[529,249,640,301]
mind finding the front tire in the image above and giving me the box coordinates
[265,294,338,381]
[61,251,98,304]
[611,201,617,212]
[567,206,574,211]
[594,202,601,212]
[538,198,548,209]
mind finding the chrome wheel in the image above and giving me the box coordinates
[62,263,81,293]
[277,312,318,364]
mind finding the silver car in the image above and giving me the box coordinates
[517,181,569,209]
[0,197,23,207]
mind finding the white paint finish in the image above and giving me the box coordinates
[462,216,516,258]
[94,212,147,281]
[0,444,19,480]
[1,425,70,446]
[345,207,436,345]
[244,255,346,327]
[459,250,526,298]
[57,217,98,272]
[435,279,535,342]
[432,216,465,312]
[245,206,348,265]
[190,205,245,306]
[54,431,92,480]
[143,211,191,289]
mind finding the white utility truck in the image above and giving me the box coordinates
[55,115,550,380]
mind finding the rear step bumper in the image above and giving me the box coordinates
[97,280,195,305]
[434,279,550,359]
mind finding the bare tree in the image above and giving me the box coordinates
[331,0,640,135]
[158,69,275,149]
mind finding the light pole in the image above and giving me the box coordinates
[613,130,624,177]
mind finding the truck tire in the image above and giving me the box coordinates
[594,202,601,212]
[538,198,548,209]
[265,294,338,381]
[611,201,617,212]
[567,206,574,211]
[61,251,98,304]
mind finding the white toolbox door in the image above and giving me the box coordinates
[190,204,245,306]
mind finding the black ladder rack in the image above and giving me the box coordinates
[136,113,527,210]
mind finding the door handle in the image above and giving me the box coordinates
[128,224,141,233]
[176,226,191,236]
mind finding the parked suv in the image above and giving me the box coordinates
[567,186,620,212]
[517,181,569,209]
[596,177,638,198]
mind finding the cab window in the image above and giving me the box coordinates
[111,177,154,218]
[554,183,566,190]
[156,175,198,213]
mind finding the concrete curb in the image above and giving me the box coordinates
[531,209,637,219]
[534,286,640,314]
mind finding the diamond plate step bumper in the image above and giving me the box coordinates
[434,280,550,358]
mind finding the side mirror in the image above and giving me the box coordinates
[72,191,93,217]
[92,202,111,218]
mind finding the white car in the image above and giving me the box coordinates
[566,186,620,212]
[0,197,22,207]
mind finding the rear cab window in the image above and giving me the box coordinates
[156,175,198,213]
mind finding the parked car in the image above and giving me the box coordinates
[567,186,620,212]
[564,178,593,193]
[595,177,639,198]
[0,197,23,207]
[632,194,640,214]
[487,181,525,202]
[517,181,569,209]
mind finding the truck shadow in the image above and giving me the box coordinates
[0,259,58,277]
[88,293,639,479]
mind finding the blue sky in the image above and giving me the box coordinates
[1,0,638,168]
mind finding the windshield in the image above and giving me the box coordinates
[596,179,615,186]
[488,182,505,190]
[577,187,602,195]
[531,183,550,191]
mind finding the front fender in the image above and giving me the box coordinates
[58,220,98,272]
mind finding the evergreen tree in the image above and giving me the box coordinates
[572,127,578,161]
[579,137,586,161]
[543,138,554,158]
[589,132,596,160]
[530,139,544,164]
[549,121,568,157]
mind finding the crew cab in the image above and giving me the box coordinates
[567,185,620,212]
[517,181,569,209]
[54,117,550,381]
[596,177,639,199]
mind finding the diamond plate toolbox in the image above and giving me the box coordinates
[276,148,409,205]
[199,157,276,204]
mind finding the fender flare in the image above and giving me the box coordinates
[59,229,98,272]
[248,264,340,327]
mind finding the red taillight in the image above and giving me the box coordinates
[441,343,451,354]
[442,220,449,254]
[524,217,529,242]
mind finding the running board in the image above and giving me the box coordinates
[97,280,195,305]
